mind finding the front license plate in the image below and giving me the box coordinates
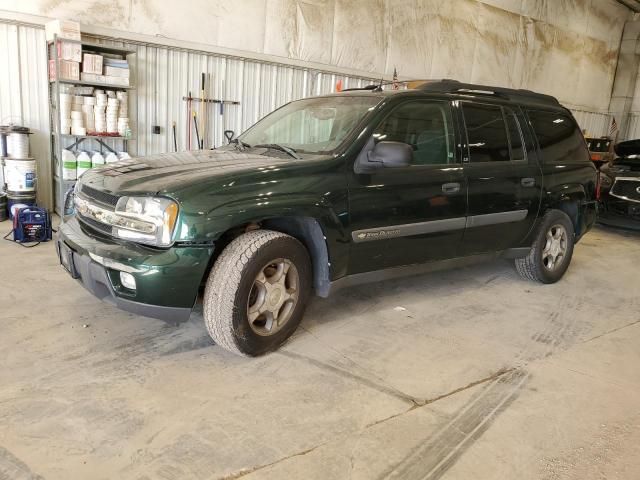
[58,242,79,279]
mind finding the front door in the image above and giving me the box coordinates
[459,101,543,254]
[347,100,467,275]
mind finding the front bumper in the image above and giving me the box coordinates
[56,216,214,322]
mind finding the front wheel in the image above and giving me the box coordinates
[515,210,575,284]
[203,230,312,356]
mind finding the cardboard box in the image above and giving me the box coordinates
[80,72,106,84]
[55,40,82,62]
[103,66,130,78]
[45,19,81,42]
[82,53,103,75]
[103,75,130,87]
[48,59,80,81]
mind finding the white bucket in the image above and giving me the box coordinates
[105,152,119,163]
[4,158,36,192]
[76,152,91,177]
[6,133,29,158]
[62,149,77,180]
[91,152,105,168]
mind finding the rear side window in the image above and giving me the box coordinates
[462,103,510,162]
[527,110,589,163]
[373,101,456,165]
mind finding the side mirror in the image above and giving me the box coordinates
[354,138,413,174]
[369,141,412,168]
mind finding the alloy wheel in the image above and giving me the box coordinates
[542,224,568,271]
[247,258,300,336]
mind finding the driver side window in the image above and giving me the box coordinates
[373,101,456,166]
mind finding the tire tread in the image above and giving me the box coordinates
[203,230,290,356]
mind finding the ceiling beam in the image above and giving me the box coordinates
[616,0,640,13]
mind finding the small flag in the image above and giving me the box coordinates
[336,79,343,92]
[609,116,618,138]
[392,67,399,90]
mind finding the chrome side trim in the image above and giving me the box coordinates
[351,209,530,243]
[351,217,466,243]
[465,209,529,228]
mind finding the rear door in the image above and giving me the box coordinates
[347,99,466,274]
[459,101,542,254]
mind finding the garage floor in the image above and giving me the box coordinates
[1,221,640,480]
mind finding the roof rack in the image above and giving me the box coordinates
[341,84,382,92]
[415,79,560,106]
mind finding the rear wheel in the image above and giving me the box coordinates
[203,230,312,356]
[515,210,575,284]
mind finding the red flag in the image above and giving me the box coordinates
[336,79,343,92]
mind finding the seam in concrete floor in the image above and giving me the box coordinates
[223,318,640,480]
[579,318,640,345]
[220,366,519,479]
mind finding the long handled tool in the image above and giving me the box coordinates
[172,121,177,152]
[193,111,201,150]
[200,73,205,149]
[187,90,192,150]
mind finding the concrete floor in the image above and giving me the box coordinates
[1,221,640,480]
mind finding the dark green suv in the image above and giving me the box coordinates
[57,80,597,356]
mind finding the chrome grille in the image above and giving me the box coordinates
[80,184,119,207]
[77,213,113,236]
[611,178,640,203]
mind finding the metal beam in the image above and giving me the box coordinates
[616,0,640,13]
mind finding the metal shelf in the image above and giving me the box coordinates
[56,133,135,140]
[49,34,136,214]
[47,38,136,56]
[50,79,134,90]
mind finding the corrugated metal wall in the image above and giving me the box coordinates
[0,20,621,210]
[0,22,51,207]
[84,36,376,157]
[570,109,613,138]
[625,112,640,140]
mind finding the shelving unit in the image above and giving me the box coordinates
[48,34,136,215]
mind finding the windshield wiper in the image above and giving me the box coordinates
[253,143,300,159]
[230,138,250,151]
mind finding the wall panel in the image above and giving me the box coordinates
[0,22,51,207]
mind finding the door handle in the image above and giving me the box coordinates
[521,177,535,188]
[441,182,461,194]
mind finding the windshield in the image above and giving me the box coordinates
[239,95,381,155]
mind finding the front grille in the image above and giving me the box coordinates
[77,213,113,236]
[611,179,640,203]
[80,184,119,207]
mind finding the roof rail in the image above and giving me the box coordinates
[414,79,560,107]
[341,84,382,92]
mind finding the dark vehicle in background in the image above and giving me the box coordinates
[585,136,614,169]
[57,79,598,356]
[598,139,640,230]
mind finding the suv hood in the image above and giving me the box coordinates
[79,149,297,196]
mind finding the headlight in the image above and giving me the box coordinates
[599,172,613,188]
[113,196,179,247]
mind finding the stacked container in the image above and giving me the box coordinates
[94,90,107,133]
[59,92,73,134]
[106,96,119,133]
[1,125,36,219]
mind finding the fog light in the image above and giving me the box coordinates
[120,271,137,290]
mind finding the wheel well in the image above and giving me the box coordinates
[556,200,581,236]
[202,217,331,298]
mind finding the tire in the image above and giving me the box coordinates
[515,210,575,284]
[203,229,312,356]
